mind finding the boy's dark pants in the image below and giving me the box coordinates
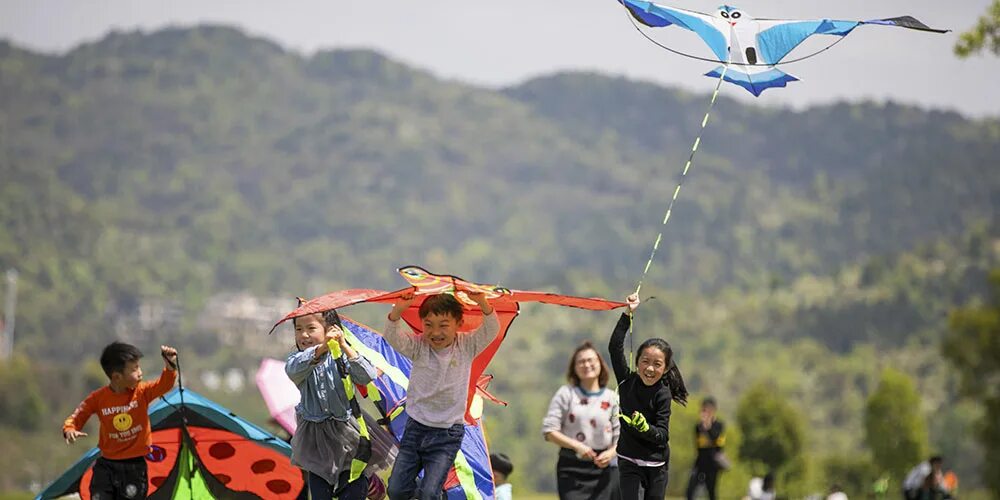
[90,456,148,500]
[387,419,465,500]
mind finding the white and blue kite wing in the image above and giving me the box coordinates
[755,15,948,65]
[619,0,730,61]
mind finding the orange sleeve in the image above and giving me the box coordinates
[141,367,177,404]
[63,392,96,434]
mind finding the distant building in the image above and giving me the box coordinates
[197,292,294,355]
[107,292,294,358]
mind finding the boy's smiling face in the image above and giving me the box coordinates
[422,312,463,350]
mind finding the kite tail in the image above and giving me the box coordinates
[705,65,799,97]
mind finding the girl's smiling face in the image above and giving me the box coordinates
[293,313,327,350]
[637,346,667,386]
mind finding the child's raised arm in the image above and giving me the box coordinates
[331,328,377,385]
[161,345,178,371]
[608,294,640,384]
[143,345,179,403]
[383,290,420,357]
[464,289,499,354]
[388,290,417,322]
[465,290,494,316]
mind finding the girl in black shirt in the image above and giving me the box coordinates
[609,294,688,500]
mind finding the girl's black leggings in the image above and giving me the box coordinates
[619,460,669,500]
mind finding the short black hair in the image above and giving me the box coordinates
[100,341,143,378]
[490,453,513,476]
[929,455,944,466]
[702,396,717,409]
[418,294,463,321]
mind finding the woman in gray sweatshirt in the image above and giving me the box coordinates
[542,341,621,500]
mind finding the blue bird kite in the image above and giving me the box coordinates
[619,1,948,96]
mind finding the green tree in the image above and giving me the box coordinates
[955,0,1000,57]
[864,368,928,481]
[942,269,1000,498]
[0,357,48,432]
[736,382,805,477]
[822,454,877,499]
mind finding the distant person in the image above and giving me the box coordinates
[685,396,727,500]
[903,456,951,500]
[542,341,621,499]
[827,484,848,500]
[746,472,776,500]
[63,342,178,499]
[286,307,377,500]
[610,294,689,500]
[491,452,514,500]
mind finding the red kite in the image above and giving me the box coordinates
[270,266,626,424]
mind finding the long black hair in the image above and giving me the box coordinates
[637,337,688,406]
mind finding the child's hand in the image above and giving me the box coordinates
[325,327,345,345]
[389,289,417,321]
[64,429,87,444]
[620,411,649,433]
[463,289,487,305]
[461,288,493,314]
[626,293,640,312]
[161,345,178,370]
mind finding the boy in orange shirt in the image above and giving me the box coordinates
[63,341,178,499]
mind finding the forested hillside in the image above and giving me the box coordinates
[1,25,997,497]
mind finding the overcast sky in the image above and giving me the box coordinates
[2,0,997,117]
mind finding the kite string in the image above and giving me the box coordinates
[634,61,729,297]
[627,60,730,370]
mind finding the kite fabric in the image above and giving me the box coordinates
[36,388,306,500]
[258,318,502,499]
[264,266,627,498]
[618,0,948,95]
[255,358,299,435]
[270,265,627,425]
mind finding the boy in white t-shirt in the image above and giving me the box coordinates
[382,290,498,499]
